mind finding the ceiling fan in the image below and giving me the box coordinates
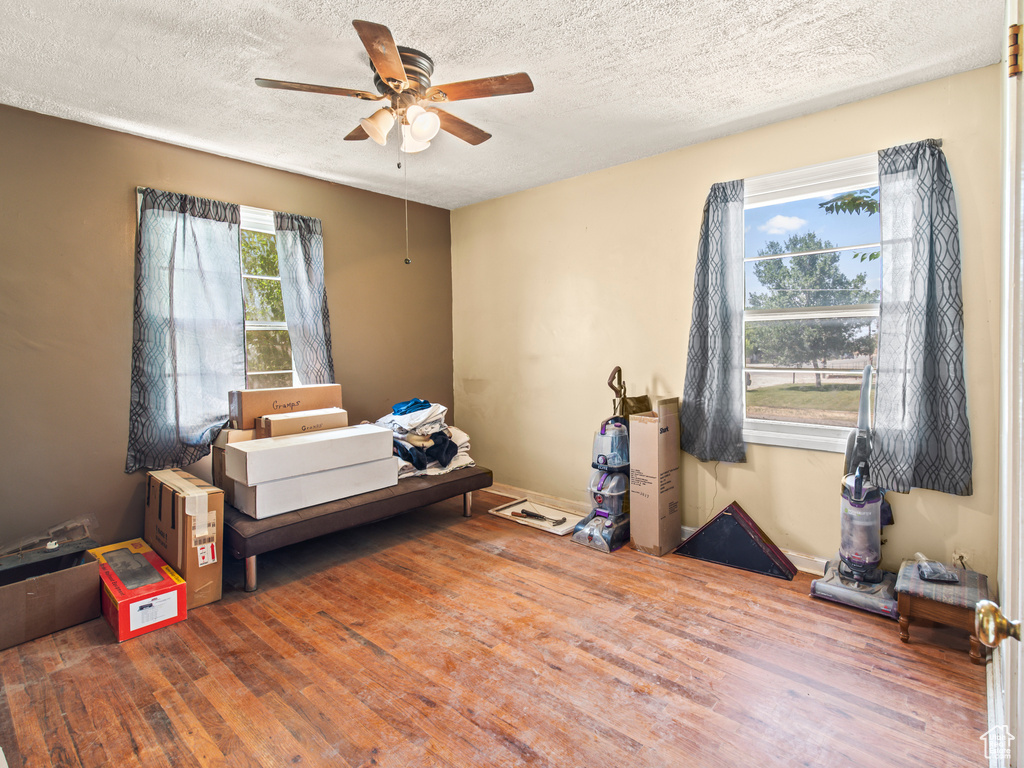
[256,20,534,153]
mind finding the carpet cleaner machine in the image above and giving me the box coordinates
[572,368,649,553]
[810,365,899,619]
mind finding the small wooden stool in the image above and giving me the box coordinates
[895,561,989,665]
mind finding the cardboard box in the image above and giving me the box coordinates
[211,428,255,507]
[229,384,342,430]
[629,397,682,556]
[225,423,393,486]
[234,457,399,519]
[144,469,224,609]
[255,407,349,439]
[0,541,101,651]
[89,539,186,642]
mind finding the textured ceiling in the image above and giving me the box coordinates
[0,0,1005,210]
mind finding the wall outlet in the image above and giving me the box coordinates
[951,548,973,570]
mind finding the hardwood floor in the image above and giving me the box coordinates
[0,490,988,767]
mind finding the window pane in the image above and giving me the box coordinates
[243,277,286,322]
[745,317,877,370]
[745,371,871,428]
[246,329,293,373]
[241,230,280,277]
[246,372,294,389]
[744,187,879,260]
[746,249,880,310]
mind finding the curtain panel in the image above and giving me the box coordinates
[274,212,335,385]
[125,188,244,473]
[680,180,747,463]
[871,139,973,495]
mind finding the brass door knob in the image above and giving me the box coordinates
[976,599,1022,648]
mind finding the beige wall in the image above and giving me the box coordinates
[452,66,1002,576]
[0,105,453,548]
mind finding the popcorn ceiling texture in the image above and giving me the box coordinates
[0,0,1003,209]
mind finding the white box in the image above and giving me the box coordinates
[224,423,393,485]
[233,457,399,519]
[629,397,682,556]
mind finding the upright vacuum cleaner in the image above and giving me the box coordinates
[809,365,899,619]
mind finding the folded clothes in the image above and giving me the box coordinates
[376,402,448,436]
[392,398,432,416]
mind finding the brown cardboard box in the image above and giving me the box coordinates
[211,428,255,506]
[255,407,349,439]
[144,469,224,609]
[0,544,101,651]
[228,384,342,430]
[628,397,682,556]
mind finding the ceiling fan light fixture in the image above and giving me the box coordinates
[405,105,441,142]
[400,124,431,153]
[359,107,395,145]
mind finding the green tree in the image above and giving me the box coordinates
[241,231,293,387]
[746,232,879,387]
[819,188,879,262]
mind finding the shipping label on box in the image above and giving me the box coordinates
[255,407,349,439]
[228,384,342,430]
[225,423,393,486]
[629,397,682,556]
[89,539,186,642]
[144,469,224,610]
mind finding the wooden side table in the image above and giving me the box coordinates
[895,561,989,665]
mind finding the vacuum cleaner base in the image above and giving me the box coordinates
[810,559,899,620]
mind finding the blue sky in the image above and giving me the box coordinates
[744,190,881,303]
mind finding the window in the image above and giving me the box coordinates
[742,154,880,452]
[239,205,296,389]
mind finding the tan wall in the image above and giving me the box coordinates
[0,104,453,548]
[452,66,1002,576]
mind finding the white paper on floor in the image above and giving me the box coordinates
[488,498,585,536]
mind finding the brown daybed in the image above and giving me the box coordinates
[223,465,493,591]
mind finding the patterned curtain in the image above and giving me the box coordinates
[871,139,972,495]
[274,212,335,384]
[126,189,244,473]
[680,180,747,463]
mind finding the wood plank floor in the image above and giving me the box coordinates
[0,490,988,767]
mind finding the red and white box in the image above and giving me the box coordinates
[89,538,186,642]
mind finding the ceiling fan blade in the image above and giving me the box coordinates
[255,78,384,101]
[430,109,491,145]
[352,20,409,92]
[425,72,533,103]
[344,124,369,141]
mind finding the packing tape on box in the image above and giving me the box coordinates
[150,469,214,544]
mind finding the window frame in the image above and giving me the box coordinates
[239,205,299,389]
[741,153,880,453]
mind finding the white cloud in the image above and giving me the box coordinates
[759,215,807,235]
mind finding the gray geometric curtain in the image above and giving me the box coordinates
[680,180,747,463]
[274,212,335,385]
[870,139,972,495]
[125,188,244,473]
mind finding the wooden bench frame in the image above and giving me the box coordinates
[223,466,493,592]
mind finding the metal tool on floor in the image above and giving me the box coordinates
[511,509,566,526]
[810,365,899,619]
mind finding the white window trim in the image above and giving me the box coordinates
[239,205,301,386]
[742,153,879,454]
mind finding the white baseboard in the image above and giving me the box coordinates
[490,488,826,575]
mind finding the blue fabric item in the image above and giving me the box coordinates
[392,398,432,416]
[275,212,335,385]
[425,432,458,467]
[125,188,245,473]
[393,440,429,470]
[680,180,747,463]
